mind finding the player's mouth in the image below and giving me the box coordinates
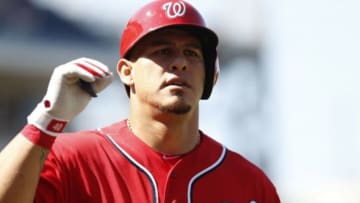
[162,78,191,89]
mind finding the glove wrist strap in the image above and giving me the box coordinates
[27,103,68,137]
[21,124,56,149]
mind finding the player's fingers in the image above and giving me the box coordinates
[56,63,96,83]
[93,74,114,93]
[57,58,112,83]
[81,58,111,77]
[73,58,111,80]
[67,58,113,94]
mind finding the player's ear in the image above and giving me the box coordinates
[117,59,134,86]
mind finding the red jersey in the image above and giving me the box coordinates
[35,120,280,203]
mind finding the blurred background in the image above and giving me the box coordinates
[1,0,359,202]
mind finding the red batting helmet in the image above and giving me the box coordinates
[120,0,219,99]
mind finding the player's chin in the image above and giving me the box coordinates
[158,95,193,114]
[159,101,192,115]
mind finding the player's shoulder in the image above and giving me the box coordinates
[51,121,125,152]
[201,134,258,169]
[203,134,270,178]
[224,148,281,202]
[221,145,278,188]
[224,148,264,175]
[54,128,101,146]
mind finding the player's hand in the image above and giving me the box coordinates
[27,58,113,136]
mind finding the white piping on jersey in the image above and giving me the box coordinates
[99,128,227,203]
[100,131,159,203]
[187,146,227,203]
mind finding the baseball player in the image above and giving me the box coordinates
[0,0,280,202]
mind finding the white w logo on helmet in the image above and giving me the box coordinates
[162,1,186,19]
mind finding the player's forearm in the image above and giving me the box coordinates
[0,133,48,203]
[0,58,113,203]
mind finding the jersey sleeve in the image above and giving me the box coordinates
[33,144,70,203]
[33,129,109,203]
[33,131,87,203]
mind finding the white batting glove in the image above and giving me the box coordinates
[27,58,113,136]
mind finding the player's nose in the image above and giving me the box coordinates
[169,52,187,72]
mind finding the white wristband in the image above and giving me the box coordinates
[27,102,68,137]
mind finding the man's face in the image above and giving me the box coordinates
[129,28,205,115]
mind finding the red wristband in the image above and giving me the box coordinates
[21,124,56,149]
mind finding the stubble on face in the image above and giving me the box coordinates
[157,102,191,115]
[155,91,192,115]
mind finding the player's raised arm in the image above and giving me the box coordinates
[0,58,113,203]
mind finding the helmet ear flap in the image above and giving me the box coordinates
[201,47,219,100]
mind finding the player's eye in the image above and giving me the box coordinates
[184,50,197,57]
[184,49,203,59]
[155,48,171,56]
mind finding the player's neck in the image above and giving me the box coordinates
[128,109,200,155]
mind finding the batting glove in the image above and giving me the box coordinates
[27,58,113,136]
